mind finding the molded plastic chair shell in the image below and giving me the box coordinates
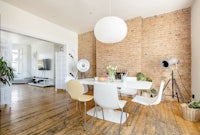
[132,80,165,135]
[94,83,126,109]
[91,82,127,135]
[132,80,165,106]
[67,79,84,100]
[67,79,93,131]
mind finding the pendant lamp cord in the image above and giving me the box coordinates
[109,0,111,16]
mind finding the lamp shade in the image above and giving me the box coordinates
[94,16,127,44]
[77,59,90,72]
[161,58,179,68]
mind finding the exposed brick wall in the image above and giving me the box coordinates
[96,17,143,77]
[78,8,191,101]
[142,8,191,100]
[78,31,96,78]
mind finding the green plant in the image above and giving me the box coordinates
[136,72,152,82]
[150,88,157,94]
[106,65,117,75]
[188,101,200,109]
[136,72,154,97]
[0,57,14,86]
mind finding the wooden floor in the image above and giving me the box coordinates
[0,84,200,135]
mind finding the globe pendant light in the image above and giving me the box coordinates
[94,16,127,43]
[94,1,127,44]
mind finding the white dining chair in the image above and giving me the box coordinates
[119,77,138,98]
[90,83,127,135]
[132,80,165,134]
[67,79,93,131]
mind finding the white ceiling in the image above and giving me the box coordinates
[2,0,194,34]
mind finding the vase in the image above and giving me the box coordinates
[108,73,115,82]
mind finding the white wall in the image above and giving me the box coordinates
[0,0,78,62]
[191,0,200,100]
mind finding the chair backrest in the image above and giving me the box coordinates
[67,80,84,100]
[94,83,120,109]
[152,80,165,105]
[65,76,74,91]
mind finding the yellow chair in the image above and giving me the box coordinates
[67,79,93,131]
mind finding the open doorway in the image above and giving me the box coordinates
[1,30,65,86]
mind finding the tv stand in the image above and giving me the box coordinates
[28,77,54,87]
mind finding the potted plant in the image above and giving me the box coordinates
[181,100,200,122]
[136,72,153,97]
[0,57,14,86]
[0,57,14,109]
[106,65,117,82]
[150,88,157,97]
[136,72,152,82]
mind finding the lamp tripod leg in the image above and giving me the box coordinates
[174,79,184,102]
[163,71,183,102]
[172,78,176,99]
[163,78,175,98]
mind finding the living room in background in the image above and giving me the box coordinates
[1,30,65,87]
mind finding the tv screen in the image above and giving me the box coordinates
[38,59,51,70]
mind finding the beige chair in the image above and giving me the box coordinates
[67,79,93,131]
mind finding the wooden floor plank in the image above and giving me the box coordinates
[1,84,200,135]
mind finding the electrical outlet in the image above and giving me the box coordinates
[192,94,195,99]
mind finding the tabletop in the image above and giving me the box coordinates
[78,78,152,90]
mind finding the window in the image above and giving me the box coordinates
[12,49,22,74]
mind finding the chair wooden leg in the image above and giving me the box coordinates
[149,106,165,135]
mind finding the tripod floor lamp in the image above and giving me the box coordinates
[161,58,184,102]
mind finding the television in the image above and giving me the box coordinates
[38,59,51,70]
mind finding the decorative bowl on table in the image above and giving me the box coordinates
[98,76,106,82]
[94,77,98,81]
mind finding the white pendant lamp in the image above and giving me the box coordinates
[94,16,127,43]
[94,0,128,44]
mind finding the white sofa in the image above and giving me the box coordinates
[12,73,32,84]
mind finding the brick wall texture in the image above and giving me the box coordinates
[78,31,96,78]
[78,8,191,101]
